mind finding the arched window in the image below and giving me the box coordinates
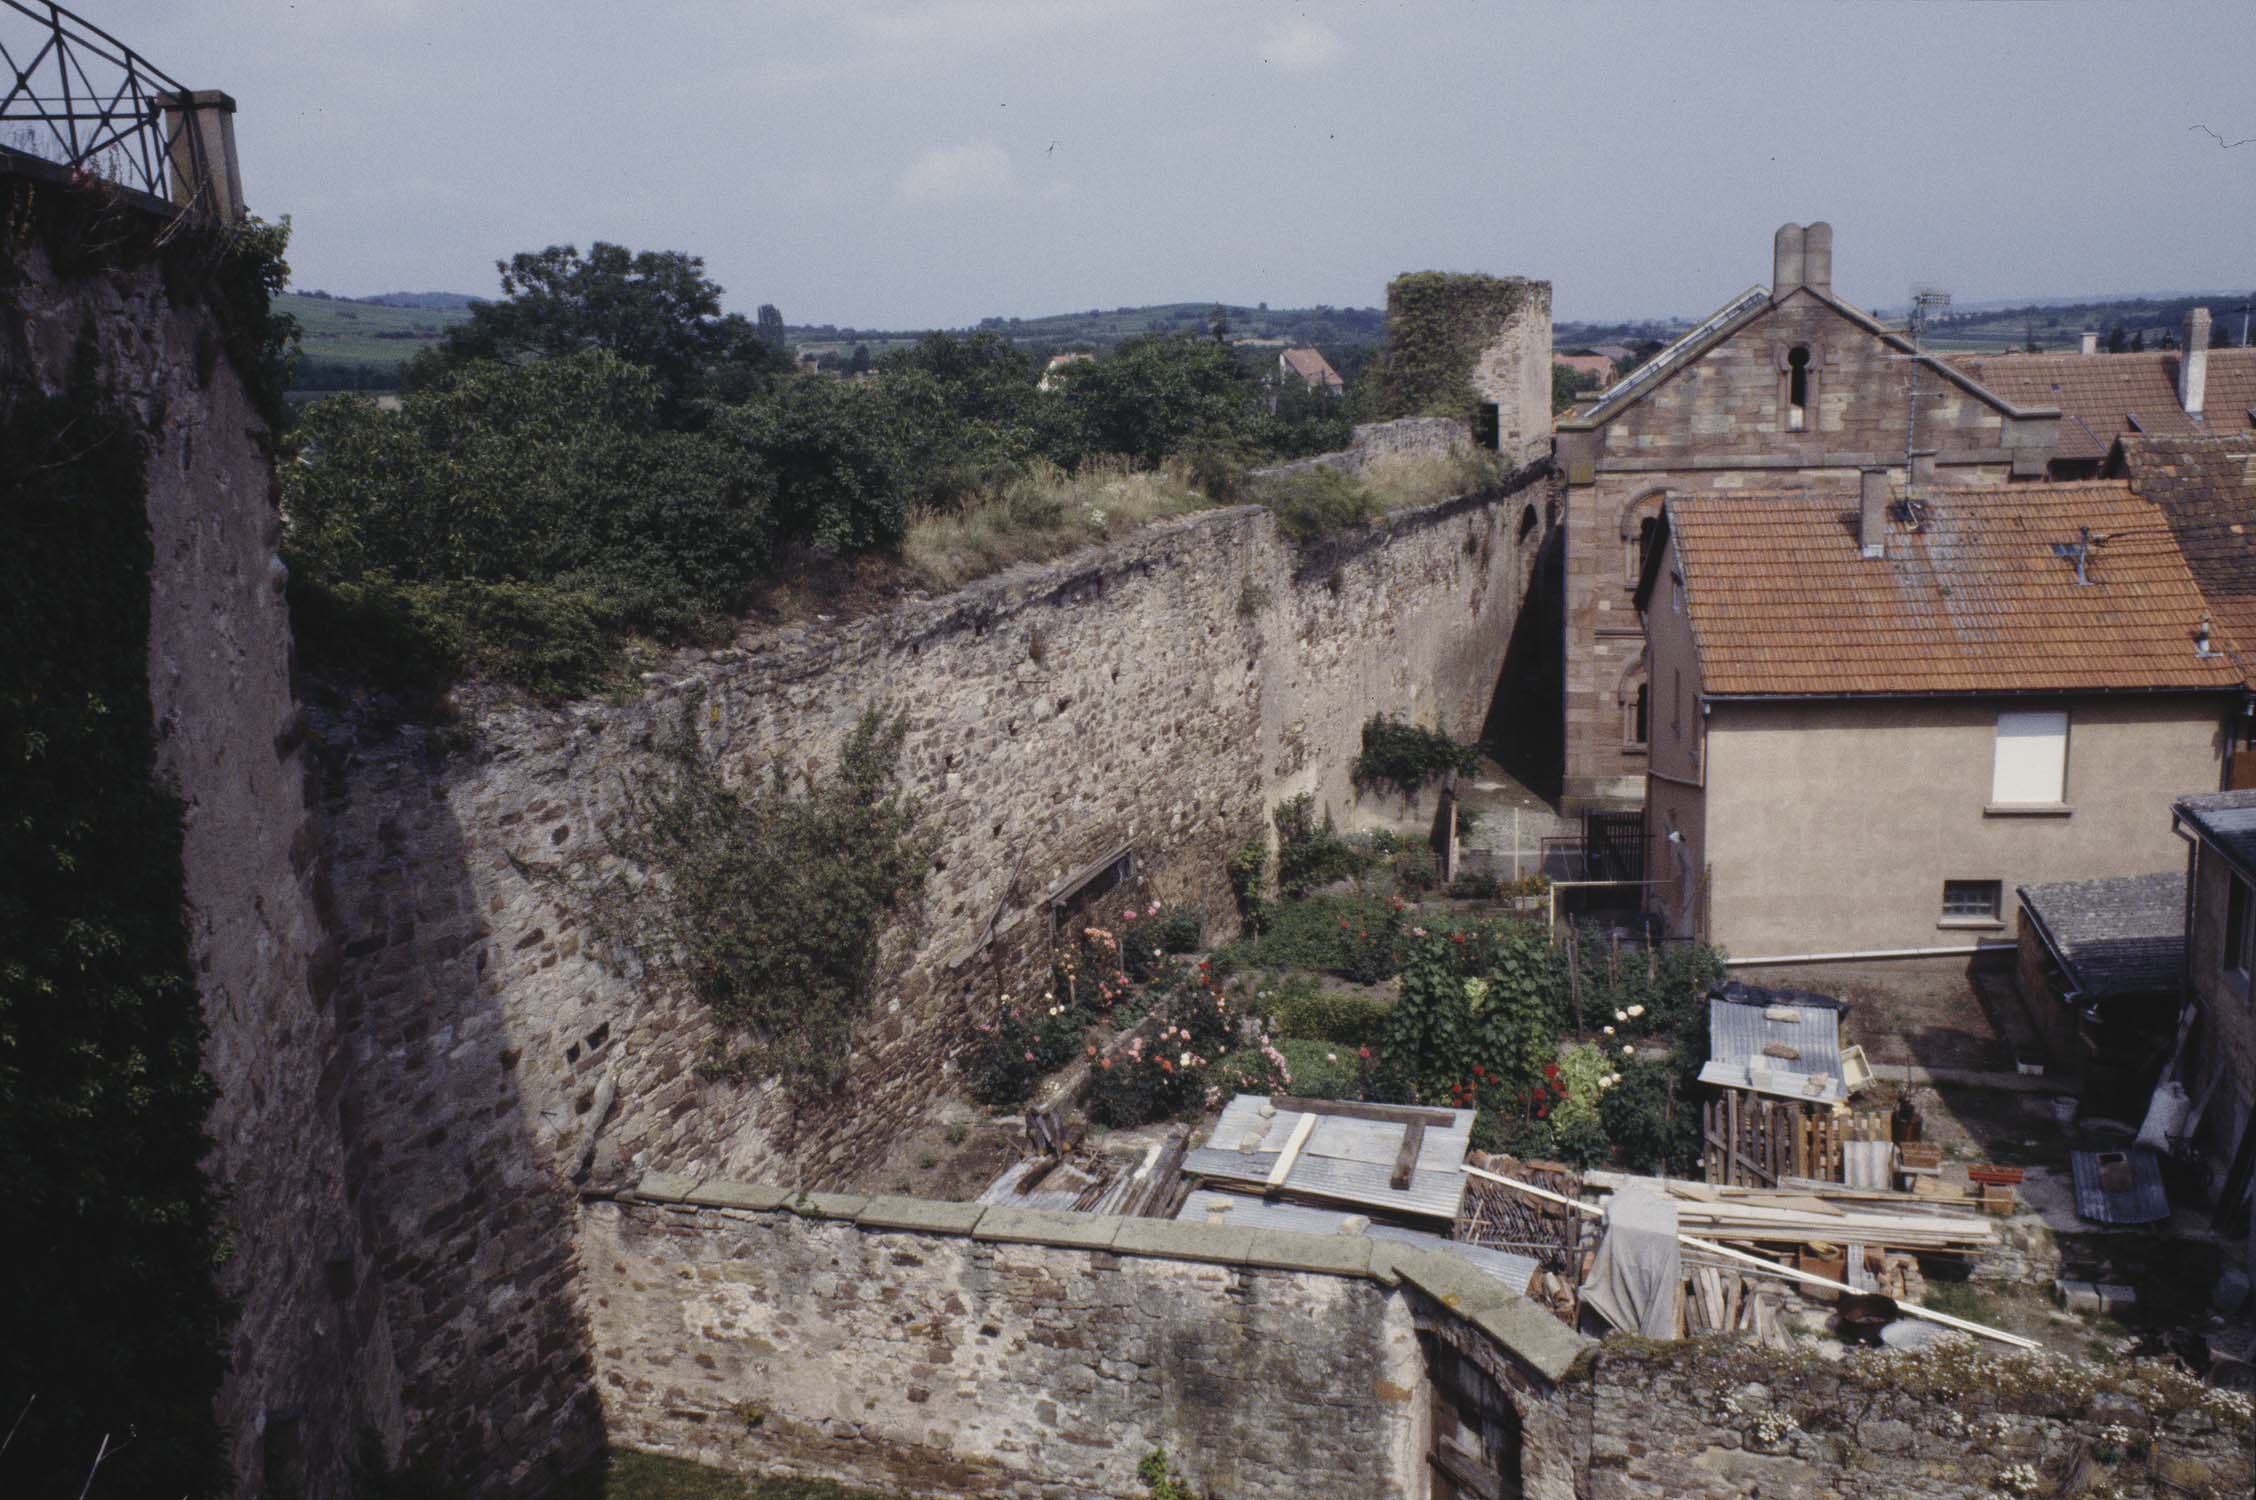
[1620,491,1666,584]
[1785,345,1811,431]
[1618,656,1649,751]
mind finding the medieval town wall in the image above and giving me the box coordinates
[583,1180,1585,1500]
[6,211,403,1495]
[315,463,1553,1486]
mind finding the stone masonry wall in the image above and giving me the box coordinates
[582,1179,1585,1500]
[1584,1340,2252,1500]
[317,466,1552,1488]
[5,207,402,1495]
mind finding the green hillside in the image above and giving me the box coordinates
[787,301,1386,352]
[281,292,474,394]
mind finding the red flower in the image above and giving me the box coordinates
[1452,933,1467,945]
[1358,1046,1372,1060]
[1536,1105,1549,1119]
[1543,1063,1560,1079]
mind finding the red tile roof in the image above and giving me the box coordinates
[1280,347,1344,390]
[1947,348,2256,461]
[2120,432,2256,684]
[1665,482,2244,697]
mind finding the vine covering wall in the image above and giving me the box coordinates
[1366,272,1535,423]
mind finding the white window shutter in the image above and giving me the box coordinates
[1992,711,2068,804]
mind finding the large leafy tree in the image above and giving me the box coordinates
[411,242,791,413]
[1053,332,1263,466]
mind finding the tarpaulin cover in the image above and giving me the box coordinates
[1579,1187,1682,1337]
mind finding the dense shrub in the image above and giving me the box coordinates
[1598,1052,1700,1175]
[1351,715,1481,801]
[1254,975,1394,1046]
[591,699,933,1090]
[1120,905,1201,983]
[1211,894,1405,978]
[1083,963,1236,1126]
[1273,793,1371,897]
[1379,921,1560,1107]
[966,992,1092,1107]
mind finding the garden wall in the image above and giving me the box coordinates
[314,461,1553,1487]
[1584,1340,2252,1500]
[582,1176,1585,1500]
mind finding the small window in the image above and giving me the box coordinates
[1786,346,1810,431]
[1942,880,2002,922]
[1624,682,1649,749]
[1992,710,2068,805]
[2227,872,2254,978]
[1474,402,1501,451]
[1626,514,1663,584]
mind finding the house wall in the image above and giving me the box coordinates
[2184,842,2256,1209]
[1557,287,2043,806]
[1685,696,2227,961]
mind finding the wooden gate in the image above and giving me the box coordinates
[1422,1334,1522,1500]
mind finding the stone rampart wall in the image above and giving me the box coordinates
[316,465,1552,1486]
[583,1177,1584,1500]
[7,219,402,1496]
[1585,1340,2251,1500]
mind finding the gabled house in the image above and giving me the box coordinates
[2167,790,2256,1252]
[1634,477,2242,963]
[1953,310,2256,481]
[1278,346,1345,396]
[1551,223,2061,807]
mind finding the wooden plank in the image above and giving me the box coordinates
[1265,1112,1319,1190]
[1391,1120,1427,1191]
[1268,1095,1457,1127]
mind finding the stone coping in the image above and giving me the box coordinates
[622,1171,1584,1382]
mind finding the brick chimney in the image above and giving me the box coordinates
[1772,223,1806,299]
[2080,330,2099,356]
[2180,307,2211,418]
[1860,469,1888,559]
[1802,223,1833,296]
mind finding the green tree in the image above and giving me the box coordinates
[720,375,910,553]
[411,242,790,414]
[1053,333,1263,467]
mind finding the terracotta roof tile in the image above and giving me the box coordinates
[1280,347,1344,389]
[1947,348,2256,461]
[2119,431,2256,685]
[1666,482,2244,698]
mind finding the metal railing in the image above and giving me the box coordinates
[0,1,204,204]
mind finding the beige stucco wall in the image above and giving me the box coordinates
[1693,696,2228,959]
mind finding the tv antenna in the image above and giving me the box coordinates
[1903,286,1953,483]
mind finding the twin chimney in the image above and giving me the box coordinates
[1859,469,1888,559]
[2180,307,2211,419]
[1772,222,1834,299]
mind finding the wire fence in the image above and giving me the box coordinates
[0,1,205,204]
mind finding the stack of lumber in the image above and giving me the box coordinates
[1583,1171,1995,1256]
[1679,1265,1795,1349]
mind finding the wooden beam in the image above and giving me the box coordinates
[1268,1095,1457,1127]
[1391,1120,1427,1191]
[1265,1111,1318,1190]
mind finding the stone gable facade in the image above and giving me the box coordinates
[1550,223,2060,805]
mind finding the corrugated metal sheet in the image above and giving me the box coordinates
[1174,1190,1535,1294]
[1702,998,1844,1103]
[2070,1148,2170,1225]
[1191,1095,1475,1219]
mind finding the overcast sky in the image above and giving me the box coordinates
[74,1,2256,327]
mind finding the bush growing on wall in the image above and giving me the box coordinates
[1350,715,1481,801]
[594,698,934,1090]
[1362,272,1528,424]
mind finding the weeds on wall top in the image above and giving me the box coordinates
[589,695,935,1091]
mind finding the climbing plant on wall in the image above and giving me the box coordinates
[1362,272,1528,424]
[0,376,230,1497]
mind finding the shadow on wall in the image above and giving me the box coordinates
[315,724,604,1492]
[1484,492,1566,804]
